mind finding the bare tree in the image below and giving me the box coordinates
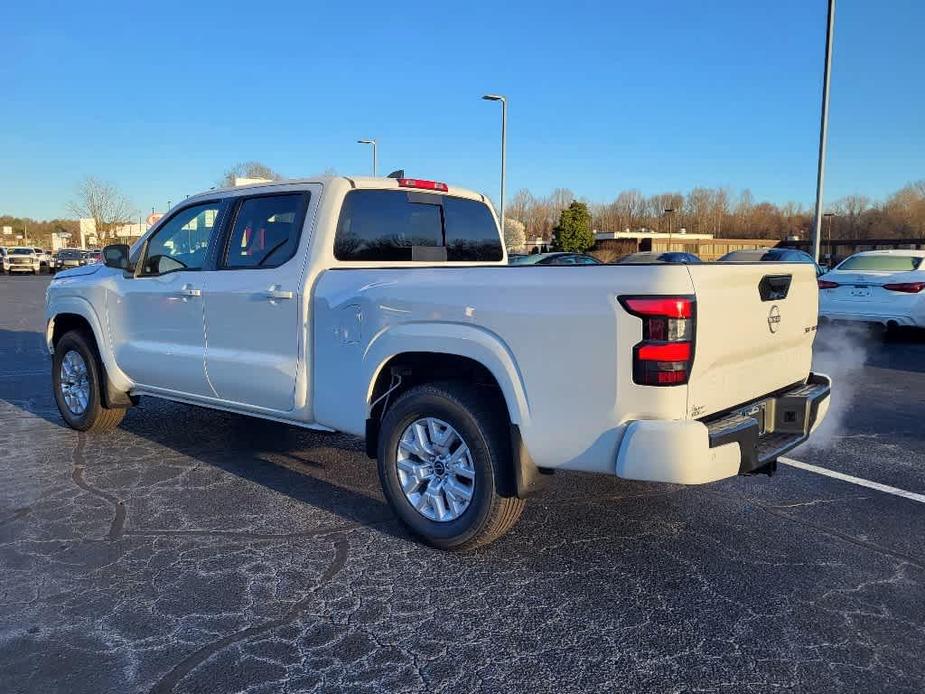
[503,218,527,251]
[67,176,135,241]
[219,161,284,187]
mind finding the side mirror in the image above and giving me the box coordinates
[103,244,130,270]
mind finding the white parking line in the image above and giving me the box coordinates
[779,457,925,504]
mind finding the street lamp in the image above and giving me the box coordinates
[823,212,836,264]
[482,94,507,237]
[357,139,377,177]
[811,0,836,263]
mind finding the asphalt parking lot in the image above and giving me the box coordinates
[1,275,923,693]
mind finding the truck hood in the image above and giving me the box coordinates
[54,264,103,279]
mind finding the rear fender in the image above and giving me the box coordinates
[363,322,531,428]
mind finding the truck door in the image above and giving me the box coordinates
[201,189,317,412]
[108,201,226,397]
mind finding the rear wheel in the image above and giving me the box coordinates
[377,382,525,551]
[53,330,125,432]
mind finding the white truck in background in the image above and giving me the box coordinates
[44,176,831,549]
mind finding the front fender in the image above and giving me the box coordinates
[46,295,133,393]
[363,321,530,427]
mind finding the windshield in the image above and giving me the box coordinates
[11,248,33,255]
[837,255,923,272]
[58,250,82,259]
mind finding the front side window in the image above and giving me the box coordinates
[223,193,307,269]
[334,190,502,262]
[141,202,222,275]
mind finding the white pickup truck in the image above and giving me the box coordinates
[45,176,831,549]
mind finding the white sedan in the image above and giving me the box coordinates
[818,249,925,328]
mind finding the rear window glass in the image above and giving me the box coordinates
[443,195,503,261]
[334,190,501,262]
[837,255,923,272]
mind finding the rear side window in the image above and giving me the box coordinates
[223,193,308,269]
[837,255,923,272]
[443,195,503,261]
[334,190,502,262]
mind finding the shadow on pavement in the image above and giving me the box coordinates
[0,327,401,542]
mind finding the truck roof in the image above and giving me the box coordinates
[187,176,487,205]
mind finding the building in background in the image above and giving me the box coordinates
[111,222,147,240]
[592,229,779,262]
[78,218,97,248]
[232,176,272,186]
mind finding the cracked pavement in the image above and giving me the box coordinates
[1,276,924,693]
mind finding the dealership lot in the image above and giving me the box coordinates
[1,276,923,693]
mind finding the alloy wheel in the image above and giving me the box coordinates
[396,417,476,522]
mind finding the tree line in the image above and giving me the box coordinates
[507,180,925,243]
[4,169,923,251]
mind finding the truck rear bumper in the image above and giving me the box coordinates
[614,373,831,485]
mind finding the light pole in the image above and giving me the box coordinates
[811,0,836,263]
[664,208,674,248]
[482,94,507,238]
[357,139,377,177]
[823,212,836,265]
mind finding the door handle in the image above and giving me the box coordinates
[263,288,294,301]
[178,285,202,298]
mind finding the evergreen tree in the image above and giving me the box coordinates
[552,201,594,252]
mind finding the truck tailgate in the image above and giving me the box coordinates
[685,263,818,418]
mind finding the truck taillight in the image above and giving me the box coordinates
[620,295,695,386]
[883,282,925,293]
[397,178,449,192]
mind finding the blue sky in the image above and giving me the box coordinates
[2,0,922,219]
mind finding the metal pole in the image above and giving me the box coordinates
[357,140,377,176]
[811,0,836,263]
[482,95,507,238]
[500,98,507,239]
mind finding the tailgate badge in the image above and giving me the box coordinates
[768,305,781,334]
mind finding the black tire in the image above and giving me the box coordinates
[377,381,525,551]
[52,330,125,432]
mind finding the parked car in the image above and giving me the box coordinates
[718,248,825,276]
[52,249,87,272]
[616,251,702,264]
[509,252,601,265]
[7,247,42,274]
[32,247,51,271]
[818,250,925,328]
[45,175,831,550]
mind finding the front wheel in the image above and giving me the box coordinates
[52,330,125,432]
[377,382,525,551]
